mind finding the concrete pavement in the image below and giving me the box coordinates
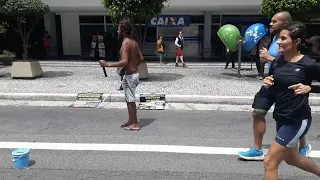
[1,61,320,106]
[1,107,320,179]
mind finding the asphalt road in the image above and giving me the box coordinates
[1,107,320,179]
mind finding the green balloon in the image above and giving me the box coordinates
[217,24,240,52]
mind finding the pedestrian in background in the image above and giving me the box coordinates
[157,36,165,65]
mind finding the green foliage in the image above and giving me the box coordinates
[1,0,50,59]
[0,0,8,33]
[101,0,169,23]
[3,0,49,16]
[1,49,15,56]
[0,22,8,33]
[261,0,320,21]
[0,0,8,10]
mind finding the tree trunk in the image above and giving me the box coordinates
[138,23,142,49]
[22,42,28,60]
[21,33,30,60]
[141,20,148,51]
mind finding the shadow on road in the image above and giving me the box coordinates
[42,71,74,78]
[0,72,9,77]
[220,72,257,79]
[141,73,184,82]
[138,118,156,128]
[28,160,36,167]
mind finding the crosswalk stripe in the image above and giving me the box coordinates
[1,142,320,158]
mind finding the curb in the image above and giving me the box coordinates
[1,93,320,105]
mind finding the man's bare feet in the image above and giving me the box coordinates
[123,124,140,131]
[120,122,131,128]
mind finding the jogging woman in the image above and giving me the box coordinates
[262,21,320,179]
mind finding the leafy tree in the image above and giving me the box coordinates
[0,0,8,34]
[101,0,170,49]
[261,0,320,21]
[2,0,49,59]
[0,22,8,34]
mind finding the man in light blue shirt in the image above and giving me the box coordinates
[266,36,280,69]
[259,33,280,70]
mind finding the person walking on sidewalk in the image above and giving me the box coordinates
[262,21,320,179]
[99,20,144,131]
[157,36,165,65]
[224,48,237,69]
[238,11,312,161]
[175,31,186,67]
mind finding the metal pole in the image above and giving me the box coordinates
[250,56,253,70]
[238,43,242,78]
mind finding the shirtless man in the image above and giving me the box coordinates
[99,20,144,131]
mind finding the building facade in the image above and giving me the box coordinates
[41,0,320,59]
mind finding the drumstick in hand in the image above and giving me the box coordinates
[102,67,107,77]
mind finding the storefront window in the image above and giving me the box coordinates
[105,25,121,58]
[158,25,200,57]
[212,15,221,24]
[79,15,105,56]
[190,15,204,24]
[79,16,104,24]
[145,27,157,43]
[306,24,320,59]
[79,25,104,55]
[211,25,223,57]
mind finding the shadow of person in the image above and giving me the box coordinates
[42,71,74,78]
[220,72,257,79]
[140,73,184,82]
[138,118,156,128]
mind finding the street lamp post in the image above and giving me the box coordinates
[237,36,245,78]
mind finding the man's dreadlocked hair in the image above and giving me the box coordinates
[119,20,133,35]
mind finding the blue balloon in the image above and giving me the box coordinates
[244,23,269,52]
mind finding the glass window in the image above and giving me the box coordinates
[79,25,104,55]
[211,25,223,57]
[79,16,104,24]
[131,25,156,42]
[158,25,200,57]
[222,15,267,18]
[212,15,220,24]
[132,26,145,41]
[190,15,204,24]
[105,25,118,34]
[105,16,113,24]
[306,24,320,37]
[145,27,157,43]
[221,15,270,27]
[158,26,198,38]
[105,16,147,25]
[306,24,320,59]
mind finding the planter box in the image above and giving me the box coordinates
[0,55,15,65]
[138,62,148,80]
[11,61,43,79]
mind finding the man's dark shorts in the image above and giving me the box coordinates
[252,87,275,115]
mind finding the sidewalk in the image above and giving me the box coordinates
[1,61,320,105]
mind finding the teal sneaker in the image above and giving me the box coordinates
[238,147,264,161]
[299,143,312,157]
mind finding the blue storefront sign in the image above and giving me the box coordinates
[147,15,190,27]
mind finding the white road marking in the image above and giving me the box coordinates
[1,101,320,113]
[1,142,320,158]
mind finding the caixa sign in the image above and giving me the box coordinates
[147,15,190,27]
